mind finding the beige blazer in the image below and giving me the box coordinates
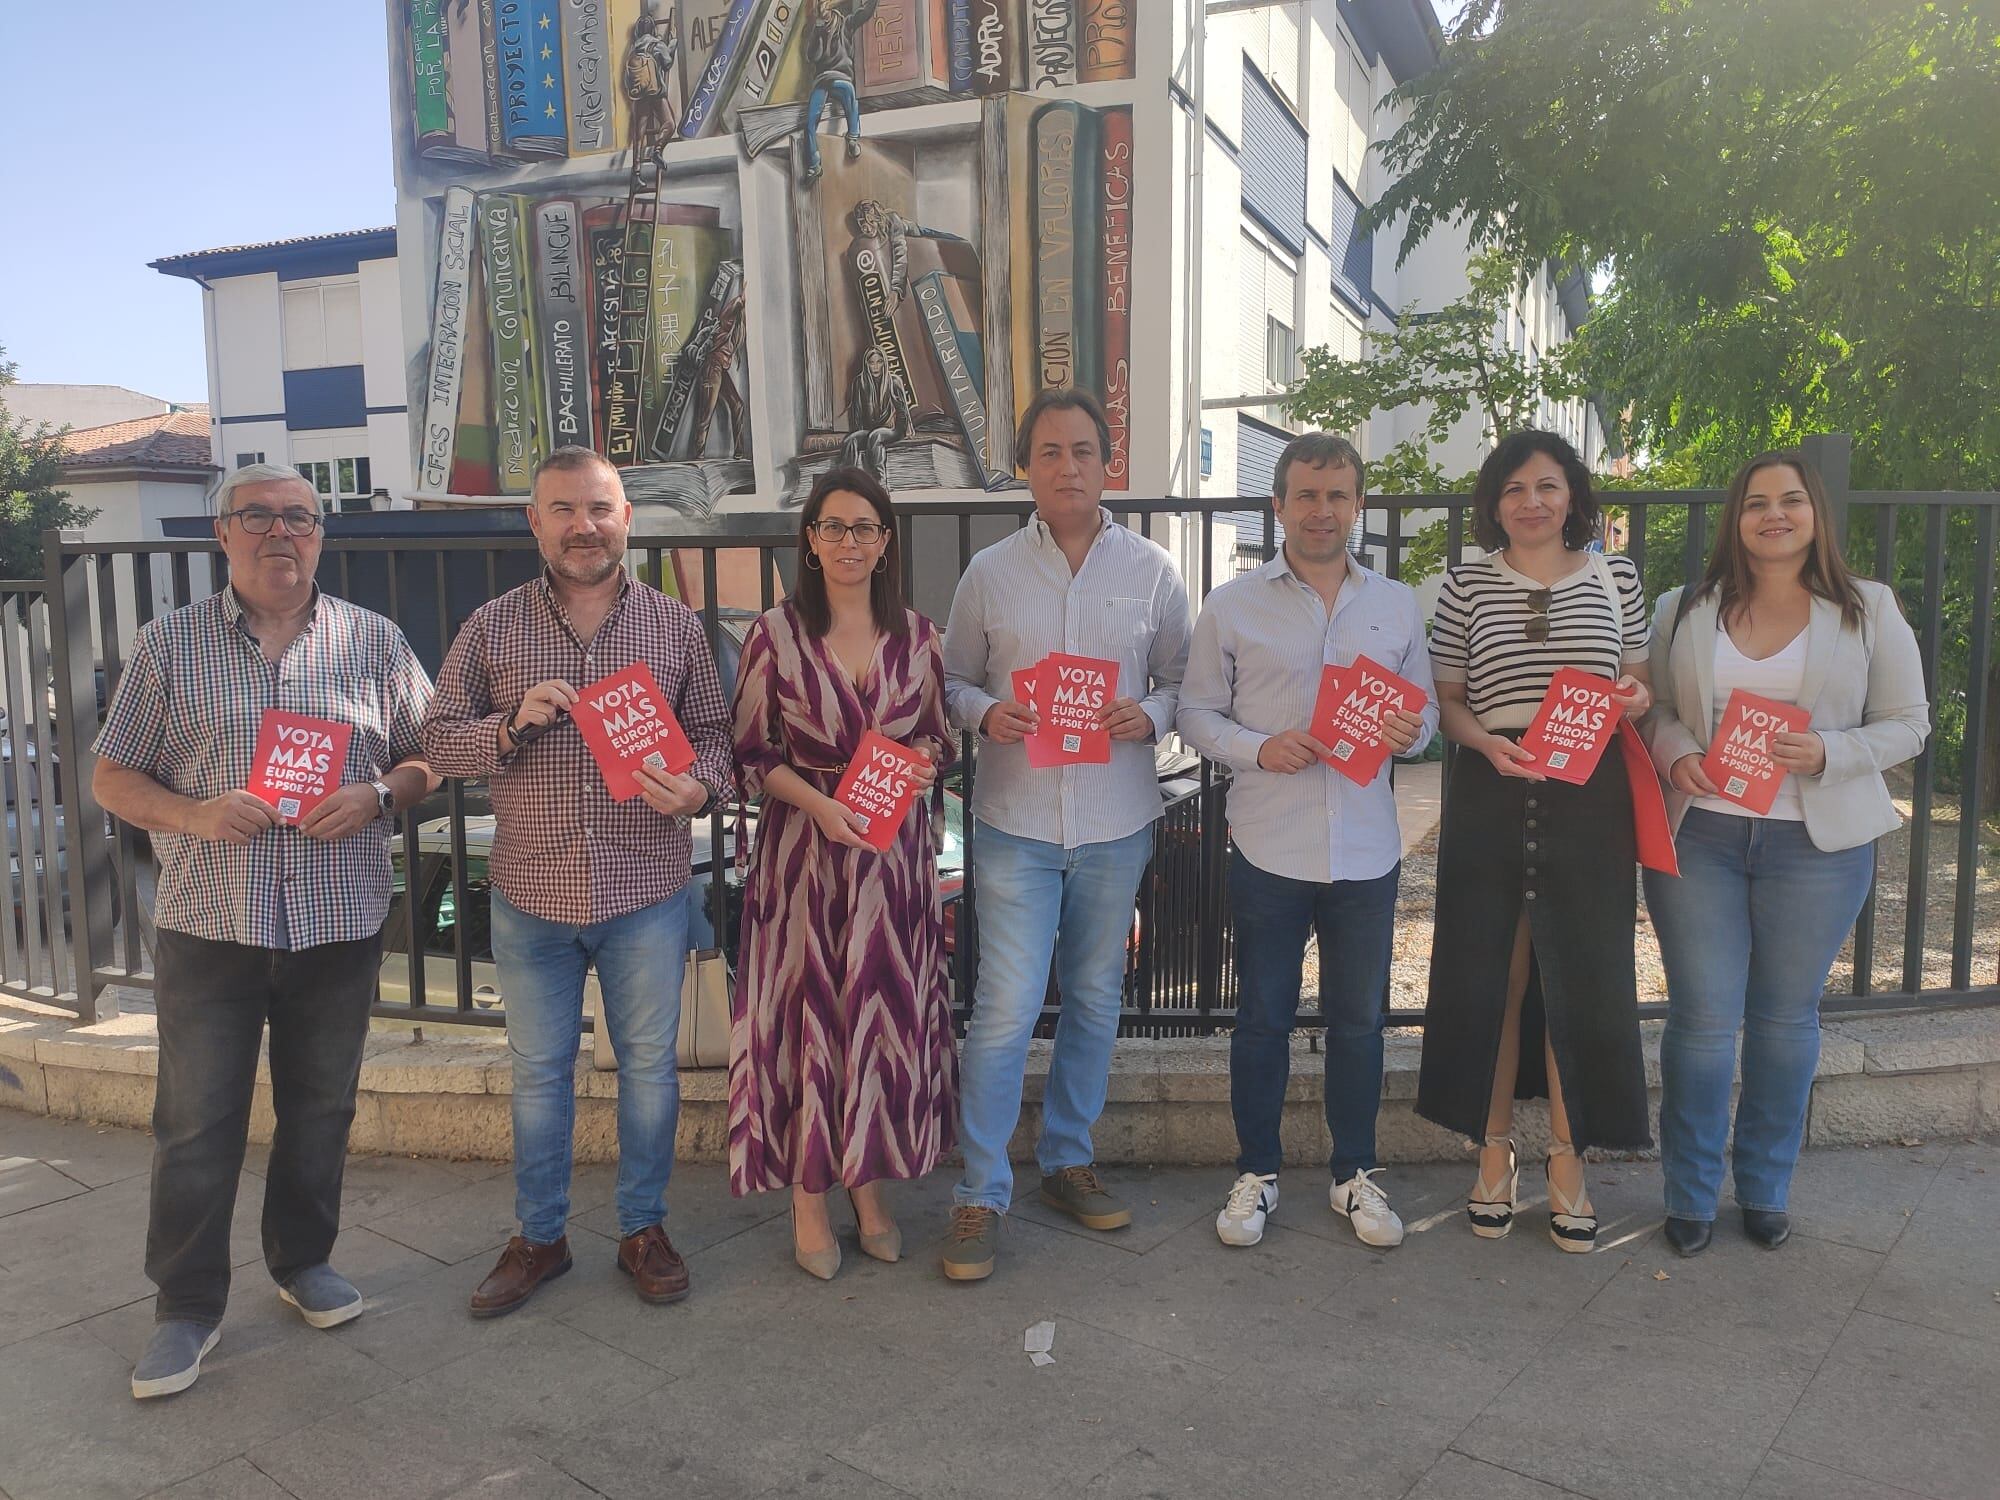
[1640,579,1929,851]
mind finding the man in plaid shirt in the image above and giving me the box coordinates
[422,446,732,1316]
[93,464,438,1399]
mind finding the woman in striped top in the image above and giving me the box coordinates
[1417,431,1655,1254]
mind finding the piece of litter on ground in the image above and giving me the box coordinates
[1653,1269,1671,1281]
[1024,1320,1057,1365]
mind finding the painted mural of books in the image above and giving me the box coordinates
[479,192,542,493]
[858,0,956,110]
[559,0,616,155]
[419,186,479,493]
[790,436,980,501]
[994,95,1130,488]
[624,457,755,516]
[494,0,570,158]
[532,199,594,451]
[720,0,808,133]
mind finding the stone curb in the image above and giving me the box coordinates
[4,992,1997,1165]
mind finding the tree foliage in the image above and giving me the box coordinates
[1286,249,1589,496]
[1370,0,2000,491]
[0,347,97,579]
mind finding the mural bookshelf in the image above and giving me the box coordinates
[386,0,1164,518]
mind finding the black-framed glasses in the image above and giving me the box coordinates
[225,506,324,537]
[808,519,889,544]
[1524,588,1553,643]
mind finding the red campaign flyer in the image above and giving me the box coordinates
[1700,690,1812,814]
[832,731,928,851]
[1011,666,1064,769]
[248,710,352,823]
[1038,653,1117,765]
[1309,653,1430,786]
[1519,667,1622,785]
[570,662,697,802]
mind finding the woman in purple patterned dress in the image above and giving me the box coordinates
[728,467,957,1280]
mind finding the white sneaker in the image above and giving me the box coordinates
[1215,1172,1279,1247]
[1331,1168,1405,1248]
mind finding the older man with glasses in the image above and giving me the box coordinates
[93,464,439,1399]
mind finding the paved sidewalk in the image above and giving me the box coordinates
[0,1112,1994,1500]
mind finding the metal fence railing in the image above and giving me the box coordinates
[11,432,1998,1036]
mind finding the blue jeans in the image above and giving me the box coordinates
[802,78,860,172]
[1644,809,1874,1220]
[492,886,691,1243]
[954,821,1155,1210]
[1229,850,1398,1181]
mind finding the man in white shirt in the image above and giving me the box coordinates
[939,388,1192,1281]
[1178,434,1438,1249]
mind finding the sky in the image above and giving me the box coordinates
[0,1,1471,407]
[0,2,397,404]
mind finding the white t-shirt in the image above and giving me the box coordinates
[1694,627,1808,821]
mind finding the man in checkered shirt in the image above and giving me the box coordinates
[93,464,439,1399]
[422,446,732,1317]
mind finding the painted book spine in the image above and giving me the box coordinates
[1030,101,1082,398]
[418,186,478,494]
[559,0,615,153]
[914,269,990,482]
[680,0,757,138]
[481,193,539,493]
[411,0,453,147]
[1024,0,1074,91]
[533,199,593,451]
[605,212,653,467]
[1099,105,1133,489]
[1078,0,1134,84]
[722,0,805,129]
[969,0,1016,94]
[495,0,569,157]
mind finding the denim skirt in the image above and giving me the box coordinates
[1415,735,1654,1152]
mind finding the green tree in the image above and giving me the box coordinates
[1283,247,1589,581]
[0,347,98,579]
[1355,0,1999,801]
[1370,0,1999,492]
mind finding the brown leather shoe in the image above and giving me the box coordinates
[618,1223,691,1305]
[468,1235,572,1319]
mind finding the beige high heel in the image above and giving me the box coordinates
[850,1186,901,1263]
[791,1200,841,1281]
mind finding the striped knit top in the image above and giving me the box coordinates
[1429,552,1651,730]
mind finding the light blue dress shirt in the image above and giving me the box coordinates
[942,510,1192,849]
[1177,552,1437,883]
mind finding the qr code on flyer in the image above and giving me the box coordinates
[1333,741,1354,761]
[1726,776,1749,798]
[1546,751,1570,770]
[1062,734,1082,753]
[277,797,301,820]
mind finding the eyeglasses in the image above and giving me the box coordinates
[1524,588,1553,643]
[808,519,889,544]
[225,506,324,537]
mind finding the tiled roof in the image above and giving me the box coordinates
[60,408,215,471]
[151,227,397,280]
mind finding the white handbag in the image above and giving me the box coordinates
[588,948,732,1071]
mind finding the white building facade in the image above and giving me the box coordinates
[151,229,412,506]
[1176,0,1601,566]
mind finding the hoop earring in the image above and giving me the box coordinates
[873,555,888,574]
[805,552,822,571]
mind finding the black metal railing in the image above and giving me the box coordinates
[10,432,1998,1036]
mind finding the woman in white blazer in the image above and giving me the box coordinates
[1641,452,1928,1257]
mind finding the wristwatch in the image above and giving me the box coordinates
[372,779,395,818]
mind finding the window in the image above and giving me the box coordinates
[233,450,265,468]
[1200,427,1213,479]
[298,456,373,509]
[1265,316,1299,387]
[1331,172,1373,317]
[1331,30,1370,192]
[282,278,363,371]
[1241,61,1307,256]
[1239,233,1300,408]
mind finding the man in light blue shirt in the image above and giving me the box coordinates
[1178,433,1438,1251]
[939,387,1192,1282]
